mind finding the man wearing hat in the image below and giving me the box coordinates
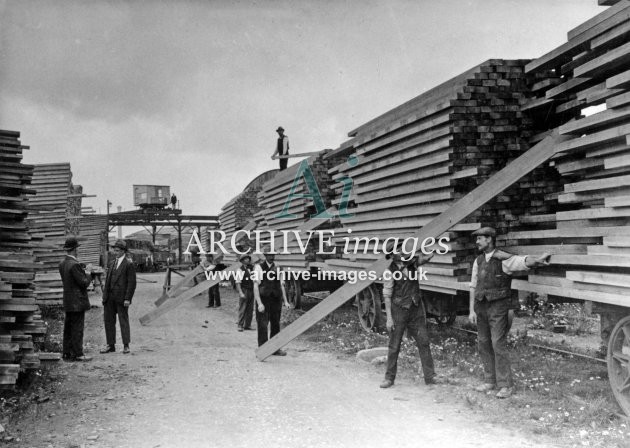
[380,251,443,389]
[253,249,290,355]
[59,237,92,361]
[271,126,289,171]
[200,253,226,308]
[235,253,255,332]
[101,239,136,354]
[469,227,551,398]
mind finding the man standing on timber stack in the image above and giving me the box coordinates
[253,249,290,355]
[380,252,443,389]
[469,227,551,398]
[272,126,289,171]
[235,254,255,332]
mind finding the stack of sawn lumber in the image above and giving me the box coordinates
[78,215,108,267]
[254,151,346,270]
[0,130,45,388]
[507,0,630,308]
[324,59,562,298]
[26,163,76,304]
[218,170,277,264]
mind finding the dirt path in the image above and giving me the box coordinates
[20,274,560,448]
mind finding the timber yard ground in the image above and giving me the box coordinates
[2,276,629,448]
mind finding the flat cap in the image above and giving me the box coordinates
[472,227,496,238]
[239,253,252,262]
[276,126,284,132]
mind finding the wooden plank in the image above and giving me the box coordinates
[527,3,630,74]
[574,41,630,78]
[558,105,630,135]
[555,123,630,153]
[608,91,630,108]
[605,236,630,246]
[607,68,630,89]
[605,195,630,206]
[255,134,567,360]
[568,0,630,41]
[551,254,630,267]
[512,279,629,307]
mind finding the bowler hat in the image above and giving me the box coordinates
[262,247,276,255]
[112,239,127,251]
[63,237,80,251]
[276,126,284,132]
[239,253,252,262]
[471,227,497,238]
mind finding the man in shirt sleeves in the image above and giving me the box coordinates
[469,227,551,398]
[272,126,289,171]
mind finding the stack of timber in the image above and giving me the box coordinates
[26,163,82,304]
[0,130,45,388]
[324,59,561,297]
[254,151,345,270]
[218,170,276,263]
[508,1,630,308]
[78,214,108,267]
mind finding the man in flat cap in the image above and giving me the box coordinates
[469,227,551,398]
[272,126,289,171]
[101,239,136,354]
[59,237,92,361]
[253,248,290,355]
[235,253,255,332]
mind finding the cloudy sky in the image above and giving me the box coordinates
[1,0,601,219]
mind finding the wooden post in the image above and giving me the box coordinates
[255,134,569,360]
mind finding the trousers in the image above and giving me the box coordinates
[474,297,512,388]
[63,311,85,358]
[104,301,131,346]
[256,299,282,346]
[208,285,221,307]
[385,300,435,383]
[238,288,254,328]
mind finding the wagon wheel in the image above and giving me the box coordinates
[284,279,302,309]
[356,285,383,332]
[607,315,630,416]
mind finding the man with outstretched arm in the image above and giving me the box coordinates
[469,227,551,398]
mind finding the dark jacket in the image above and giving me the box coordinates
[59,255,91,312]
[103,256,137,304]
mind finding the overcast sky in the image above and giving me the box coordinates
[1,0,602,219]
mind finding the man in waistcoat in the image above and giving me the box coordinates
[272,126,289,171]
[235,254,255,332]
[469,227,551,398]
[380,251,443,389]
[253,249,290,355]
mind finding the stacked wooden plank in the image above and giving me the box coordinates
[0,130,45,388]
[254,151,346,270]
[26,164,74,304]
[78,214,108,267]
[508,1,630,308]
[218,170,276,263]
[324,59,559,297]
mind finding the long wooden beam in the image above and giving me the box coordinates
[255,133,570,360]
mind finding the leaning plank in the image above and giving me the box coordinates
[255,134,567,360]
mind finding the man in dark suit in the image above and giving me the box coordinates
[59,237,92,361]
[101,239,136,354]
